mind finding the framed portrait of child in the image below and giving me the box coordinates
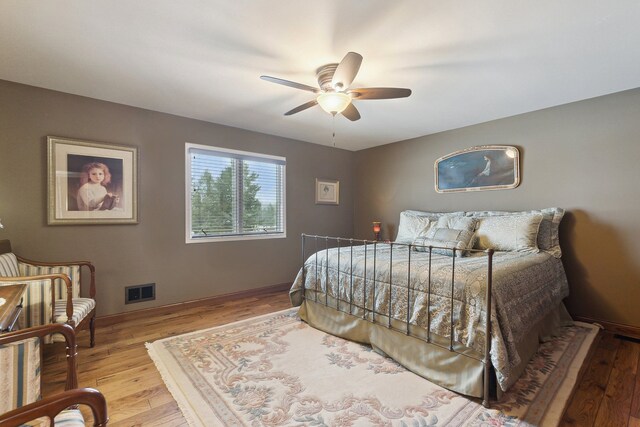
[47,136,138,225]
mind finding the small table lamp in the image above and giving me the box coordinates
[372,221,381,241]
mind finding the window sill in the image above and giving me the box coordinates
[186,233,287,244]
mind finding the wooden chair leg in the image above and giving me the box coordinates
[90,315,96,348]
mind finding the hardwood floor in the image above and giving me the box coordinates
[42,290,292,426]
[41,291,640,426]
[561,332,640,427]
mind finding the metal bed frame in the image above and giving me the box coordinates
[300,233,494,407]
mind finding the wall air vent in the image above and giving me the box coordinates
[125,283,155,304]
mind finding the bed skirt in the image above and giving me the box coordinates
[297,299,573,399]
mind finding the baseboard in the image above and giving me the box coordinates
[573,316,640,340]
[96,282,292,327]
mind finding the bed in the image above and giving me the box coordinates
[289,208,571,406]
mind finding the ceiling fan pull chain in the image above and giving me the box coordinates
[332,114,336,147]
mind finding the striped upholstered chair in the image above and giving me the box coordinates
[0,323,108,426]
[0,240,96,346]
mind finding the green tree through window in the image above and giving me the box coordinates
[188,145,285,240]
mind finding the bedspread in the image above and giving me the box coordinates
[290,243,569,391]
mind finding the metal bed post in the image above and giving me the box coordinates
[372,241,377,323]
[450,248,456,351]
[427,246,432,343]
[388,242,393,328]
[406,244,411,335]
[349,239,354,315]
[363,241,368,320]
[483,249,494,408]
[336,237,341,312]
[301,234,306,302]
[314,237,319,303]
[325,237,329,307]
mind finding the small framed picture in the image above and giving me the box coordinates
[47,136,138,225]
[315,179,339,205]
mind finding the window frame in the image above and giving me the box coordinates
[185,142,287,244]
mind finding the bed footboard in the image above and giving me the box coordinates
[300,234,494,407]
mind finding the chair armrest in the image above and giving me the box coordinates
[16,256,93,268]
[0,323,78,390]
[0,388,108,427]
[17,256,97,299]
[0,273,74,323]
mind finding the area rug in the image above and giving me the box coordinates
[146,308,598,426]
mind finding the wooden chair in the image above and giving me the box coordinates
[0,323,108,426]
[0,240,97,347]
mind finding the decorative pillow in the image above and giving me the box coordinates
[403,210,465,218]
[536,208,564,258]
[395,212,432,244]
[466,208,564,257]
[474,213,543,253]
[413,228,475,257]
[435,215,477,232]
[0,253,20,277]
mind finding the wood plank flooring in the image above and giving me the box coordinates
[40,291,640,426]
[42,290,292,426]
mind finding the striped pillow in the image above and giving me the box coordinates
[0,337,41,414]
[0,252,20,277]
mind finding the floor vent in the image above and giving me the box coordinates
[125,283,156,304]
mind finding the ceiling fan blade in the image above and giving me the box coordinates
[349,87,412,100]
[341,103,361,121]
[331,52,363,90]
[261,75,319,93]
[284,99,318,116]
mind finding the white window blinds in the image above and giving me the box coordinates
[186,144,286,242]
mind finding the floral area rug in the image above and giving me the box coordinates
[146,308,598,426]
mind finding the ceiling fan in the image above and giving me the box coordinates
[260,52,412,121]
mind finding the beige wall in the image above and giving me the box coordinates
[3,78,639,327]
[0,80,354,316]
[354,88,640,328]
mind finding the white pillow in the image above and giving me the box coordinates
[474,214,543,253]
[413,228,475,257]
[395,212,432,244]
[403,210,464,218]
[466,208,565,257]
[436,215,477,232]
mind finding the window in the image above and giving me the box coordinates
[186,143,286,243]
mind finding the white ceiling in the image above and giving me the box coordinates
[1,1,639,151]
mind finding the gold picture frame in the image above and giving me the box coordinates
[47,136,138,225]
[315,178,339,205]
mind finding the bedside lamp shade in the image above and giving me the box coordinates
[372,221,381,241]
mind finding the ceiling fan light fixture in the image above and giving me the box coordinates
[262,52,410,121]
[316,92,351,115]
